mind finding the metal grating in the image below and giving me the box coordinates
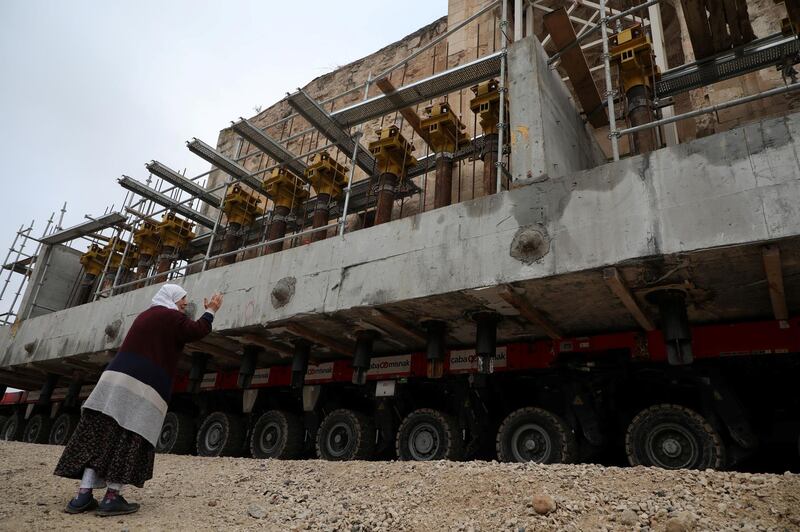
[286,90,378,174]
[39,212,127,246]
[146,160,221,208]
[118,176,216,229]
[186,138,264,192]
[656,33,800,98]
[333,52,504,128]
[231,119,309,181]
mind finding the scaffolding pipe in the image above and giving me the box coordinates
[618,82,800,137]
[600,0,621,161]
[338,73,372,237]
[496,0,509,193]
[203,179,232,272]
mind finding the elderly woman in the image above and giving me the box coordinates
[54,284,223,516]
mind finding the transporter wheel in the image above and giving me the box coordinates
[316,409,375,461]
[1,414,23,441]
[396,408,464,461]
[157,412,196,454]
[496,407,578,464]
[0,416,7,435]
[49,412,79,445]
[250,410,304,459]
[625,404,726,470]
[196,412,245,457]
[22,414,53,444]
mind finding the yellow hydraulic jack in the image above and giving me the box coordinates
[610,23,660,154]
[132,220,160,282]
[263,168,309,254]
[368,125,417,226]
[154,213,195,280]
[470,79,507,196]
[421,102,468,209]
[219,184,264,265]
[305,151,348,243]
[77,238,138,303]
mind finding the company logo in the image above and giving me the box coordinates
[200,372,217,389]
[305,362,334,381]
[251,368,271,385]
[448,346,508,371]
[367,355,412,376]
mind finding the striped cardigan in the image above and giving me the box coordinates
[83,305,213,446]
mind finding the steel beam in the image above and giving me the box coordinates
[230,119,309,181]
[118,176,216,229]
[39,212,127,246]
[145,161,221,208]
[186,138,264,192]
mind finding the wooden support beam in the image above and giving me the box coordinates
[680,0,716,59]
[284,323,353,357]
[234,334,294,359]
[543,7,608,128]
[603,267,656,331]
[187,341,240,365]
[498,285,563,340]
[762,245,789,322]
[375,77,431,147]
[0,369,42,389]
[364,308,426,344]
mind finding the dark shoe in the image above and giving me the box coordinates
[96,494,140,517]
[64,491,98,514]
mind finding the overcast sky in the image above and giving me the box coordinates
[0,0,445,315]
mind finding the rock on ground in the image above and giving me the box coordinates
[1,441,798,531]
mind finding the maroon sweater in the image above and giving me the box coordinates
[106,306,213,401]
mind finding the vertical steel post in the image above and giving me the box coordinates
[202,137,242,271]
[600,0,620,161]
[514,0,523,41]
[338,73,372,237]
[496,0,509,193]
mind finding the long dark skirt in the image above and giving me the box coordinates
[54,409,155,488]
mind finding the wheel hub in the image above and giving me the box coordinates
[510,423,552,463]
[259,422,281,454]
[645,423,699,469]
[408,422,440,460]
[206,422,223,450]
[326,422,353,458]
[661,437,682,457]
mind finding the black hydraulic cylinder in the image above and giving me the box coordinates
[238,345,260,389]
[64,379,83,408]
[649,289,694,366]
[291,340,311,389]
[188,352,209,394]
[38,373,59,405]
[424,320,446,379]
[352,330,378,385]
[474,312,499,374]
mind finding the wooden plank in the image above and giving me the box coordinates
[602,267,657,331]
[375,77,431,146]
[543,7,608,128]
[365,309,426,344]
[187,341,241,364]
[735,0,756,42]
[706,0,732,52]
[762,245,789,321]
[497,285,563,340]
[680,0,715,59]
[235,334,294,359]
[721,0,743,45]
[284,323,353,356]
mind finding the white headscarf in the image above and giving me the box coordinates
[150,284,187,311]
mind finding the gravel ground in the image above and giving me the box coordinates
[1,441,799,531]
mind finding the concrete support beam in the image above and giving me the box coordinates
[602,267,656,331]
[762,245,789,322]
[498,285,563,339]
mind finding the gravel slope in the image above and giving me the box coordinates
[1,441,798,531]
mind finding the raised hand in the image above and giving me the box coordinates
[203,292,224,312]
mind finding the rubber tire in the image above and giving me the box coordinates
[1,414,23,441]
[625,404,726,470]
[316,409,375,461]
[250,410,304,459]
[396,408,464,461]
[22,414,52,444]
[49,412,79,446]
[157,412,196,454]
[496,407,578,464]
[196,412,245,457]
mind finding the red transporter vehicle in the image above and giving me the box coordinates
[1,1,800,472]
